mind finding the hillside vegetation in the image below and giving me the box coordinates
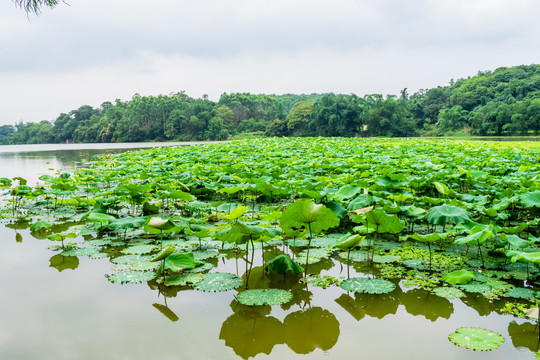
[2,64,539,145]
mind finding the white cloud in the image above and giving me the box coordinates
[1,0,540,125]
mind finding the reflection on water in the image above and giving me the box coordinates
[1,142,540,360]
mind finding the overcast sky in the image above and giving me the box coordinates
[1,0,539,125]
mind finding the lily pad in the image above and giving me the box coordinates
[455,283,492,294]
[433,287,465,299]
[505,287,538,300]
[107,271,156,284]
[441,269,474,285]
[237,289,293,306]
[192,272,244,292]
[340,278,396,294]
[164,273,204,287]
[448,327,504,351]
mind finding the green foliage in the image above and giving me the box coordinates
[192,272,244,292]
[264,255,304,275]
[441,270,474,285]
[448,327,504,351]
[340,278,396,294]
[237,289,293,306]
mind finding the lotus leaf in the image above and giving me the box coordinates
[362,209,404,234]
[441,270,474,285]
[426,204,470,225]
[61,247,99,257]
[264,255,304,275]
[193,272,244,292]
[237,289,293,306]
[121,245,156,255]
[112,261,160,272]
[448,327,504,351]
[340,278,396,294]
[158,252,205,274]
[333,185,361,202]
[107,271,156,284]
[111,254,152,264]
[433,287,465,299]
[144,217,181,233]
[185,262,214,273]
[49,254,79,272]
[456,283,492,294]
[372,255,401,263]
[505,287,538,300]
[280,199,339,235]
[402,259,427,270]
[29,221,52,232]
[347,195,373,210]
[164,273,204,287]
[520,190,540,208]
[333,234,365,251]
[225,205,249,220]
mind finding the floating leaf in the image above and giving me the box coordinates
[505,287,538,300]
[107,271,156,284]
[237,289,293,306]
[193,272,244,292]
[448,327,504,351]
[164,273,204,287]
[441,269,474,285]
[433,287,465,299]
[340,278,396,294]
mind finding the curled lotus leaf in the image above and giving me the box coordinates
[185,262,214,273]
[426,204,470,225]
[340,278,396,294]
[333,234,365,251]
[107,271,156,284]
[192,272,244,292]
[237,289,293,306]
[280,199,340,235]
[150,245,176,262]
[264,255,304,275]
[433,287,465,299]
[29,220,52,232]
[448,327,504,351]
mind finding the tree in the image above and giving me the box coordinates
[286,101,314,136]
[13,0,60,14]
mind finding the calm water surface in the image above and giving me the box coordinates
[0,142,537,360]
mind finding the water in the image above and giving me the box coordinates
[0,142,538,360]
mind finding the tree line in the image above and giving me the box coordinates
[1,64,539,145]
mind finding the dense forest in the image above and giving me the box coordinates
[1,64,539,145]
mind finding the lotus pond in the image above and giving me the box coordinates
[1,138,540,359]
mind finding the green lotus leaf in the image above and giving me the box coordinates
[167,190,195,201]
[47,232,78,241]
[224,205,249,220]
[237,289,293,306]
[111,254,152,264]
[441,269,474,285]
[61,247,99,257]
[333,234,365,251]
[280,199,340,235]
[158,252,205,274]
[150,245,176,262]
[426,204,470,225]
[164,273,204,287]
[402,259,427,270]
[29,220,52,232]
[455,283,492,294]
[448,327,504,351]
[505,287,537,300]
[264,255,304,275]
[453,229,493,246]
[322,200,348,219]
[408,232,441,243]
[520,190,540,208]
[192,272,244,292]
[87,212,116,223]
[362,209,404,234]
[108,216,147,231]
[112,261,160,272]
[107,271,156,284]
[340,278,396,294]
[333,185,361,202]
[121,244,156,255]
[144,217,181,233]
[347,194,373,210]
[185,262,214,273]
[433,287,465,299]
